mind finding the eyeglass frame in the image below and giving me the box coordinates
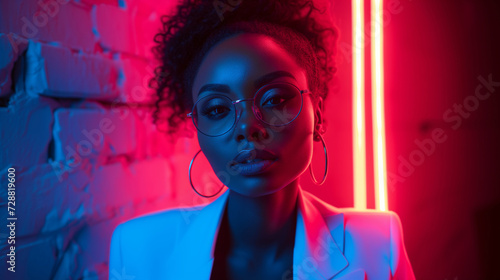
[186,81,313,137]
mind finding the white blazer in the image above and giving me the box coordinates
[109,187,415,279]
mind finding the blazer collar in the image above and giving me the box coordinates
[293,187,349,279]
[162,187,348,280]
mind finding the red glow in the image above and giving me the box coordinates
[371,0,388,211]
[352,0,367,209]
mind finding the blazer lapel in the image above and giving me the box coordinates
[161,190,230,280]
[293,187,349,280]
[160,187,351,280]
[333,269,367,280]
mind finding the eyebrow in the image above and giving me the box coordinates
[196,70,297,98]
[254,70,297,89]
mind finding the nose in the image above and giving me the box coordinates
[234,102,269,142]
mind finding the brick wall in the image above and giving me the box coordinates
[0,0,213,279]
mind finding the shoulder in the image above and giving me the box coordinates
[109,202,210,273]
[302,189,400,232]
[109,203,212,277]
[341,208,400,234]
[301,191,414,278]
[111,203,207,247]
[302,190,405,257]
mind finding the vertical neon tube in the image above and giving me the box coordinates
[371,0,388,211]
[353,0,367,209]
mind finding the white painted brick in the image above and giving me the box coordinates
[25,40,119,99]
[0,33,28,97]
[52,108,137,163]
[128,1,168,59]
[136,108,161,158]
[78,0,119,6]
[71,219,116,279]
[0,158,174,238]
[126,105,150,160]
[127,0,177,14]
[72,195,176,279]
[94,1,178,58]
[95,4,137,54]
[88,157,173,215]
[0,163,91,237]
[0,235,57,279]
[52,241,81,280]
[0,0,96,52]
[0,92,57,171]
[116,55,157,104]
[0,158,174,278]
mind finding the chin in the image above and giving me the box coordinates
[225,177,281,197]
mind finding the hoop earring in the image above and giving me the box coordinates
[309,133,328,185]
[189,149,225,198]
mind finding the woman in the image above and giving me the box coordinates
[109,0,415,279]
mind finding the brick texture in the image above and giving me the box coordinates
[0,0,96,52]
[0,33,28,97]
[115,55,157,104]
[0,0,199,278]
[0,92,58,171]
[52,107,137,163]
[25,41,119,99]
[94,4,136,54]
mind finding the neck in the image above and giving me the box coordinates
[222,180,300,257]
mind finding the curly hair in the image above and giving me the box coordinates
[150,0,338,135]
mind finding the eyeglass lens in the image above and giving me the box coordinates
[191,83,303,136]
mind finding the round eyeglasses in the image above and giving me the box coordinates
[187,81,312,137]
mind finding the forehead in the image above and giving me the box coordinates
[192,33,306,100]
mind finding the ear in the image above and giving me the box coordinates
[313,96,325,142]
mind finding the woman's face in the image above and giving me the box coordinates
[191,33,320,197]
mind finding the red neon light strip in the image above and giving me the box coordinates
[353,0,367,209]
[371,0,388,211]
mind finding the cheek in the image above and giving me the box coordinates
[198,135,233,176]
[290,100,316,141]
[271,103,316,167]
[292,102,316,152]
[198,136,220,163]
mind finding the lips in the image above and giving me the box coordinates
[229,149,278,175]
[231,149,277,165]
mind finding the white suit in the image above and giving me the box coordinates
[109,187,415,279]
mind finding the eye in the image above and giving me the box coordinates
[261,88,294,107]
[197,96,233,120]
[263,96,285,106]
[202,105,231,118]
